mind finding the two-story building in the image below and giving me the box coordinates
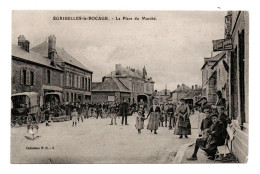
[95,64,154,105]
[12,35,64,109]
[171,84,191,104]
[201,52,225,104]
[31,35,93,104]
[225,11,249,163]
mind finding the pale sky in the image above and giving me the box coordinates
[12,10,226,91]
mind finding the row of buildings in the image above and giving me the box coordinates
[91,64,155,106]
[200,11,248,163]
[12,35,93,109]
[12,36,156,108]
[152,83,202,105]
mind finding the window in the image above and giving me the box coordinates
[66,73,70,86]
[60,74,63,87]
[85,78,88,91]
[88,78,91,91]
[46,69,51,84]
[70,74,73,87]
[26,70,30,85]
[132,83,135,93]
[30,71,35,86]
[74,75,77,88]
[78,76,81,88]
[20,69,26,85]
[71,93,74,102]
[82,76,84,88]
[20,69,35,86]
[66,92,69,102]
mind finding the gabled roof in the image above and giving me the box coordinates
[184,89,202,98]
[104,67,143,79]
[201,52,225,70]
[31,41,92,73]
[173,84,191,92]
[12,44,63,71]
[211,52,226,69]
[92,77,130,93]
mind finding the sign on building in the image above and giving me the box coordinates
[225,14,232,39]
[212,38,233,52]
[108,96,115,102]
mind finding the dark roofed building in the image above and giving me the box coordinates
[91,77,131,103]
[102,64,155,106]
[31,35,93,104]
[12,35,64,111]
[201,52,226,105]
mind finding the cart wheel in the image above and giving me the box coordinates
[17,117,23,125]
[11,117,16,127]
[35,109,41,124]
[27,115,33,125]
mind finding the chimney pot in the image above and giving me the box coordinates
[18,35,30,52]
[48,35,57,66]
[115,64,122,75]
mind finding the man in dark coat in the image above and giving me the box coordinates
[199,97,211,113]
[187,114,225,160]
[119,98,129,125]
[167,104,175,130]
[200,108,213,137]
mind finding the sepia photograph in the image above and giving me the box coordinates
[10,10,248,164]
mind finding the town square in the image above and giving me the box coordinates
[11,10,248,164]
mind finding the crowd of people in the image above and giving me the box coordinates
[43,90,230,161]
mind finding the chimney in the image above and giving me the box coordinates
[48,35,57,66]
[192,85,194,90]
[177,84,180,88]
[195,84,198,90]
[18,35,30,52]
[115,64,122,75]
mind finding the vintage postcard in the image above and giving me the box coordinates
[11,10,248,164]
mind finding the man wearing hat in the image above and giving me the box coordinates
[199,108,212,138]
[199,97,211,113]
[212,90,226,112]
[187,113,225,160]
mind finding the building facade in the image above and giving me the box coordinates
[154,88,171,105]
[12,35,64,109]
[201,11,249,162]
[91,77,131,103]
[31,35,93,104]
[102,64,155,105]
[171,84,191,104]
[201,52,225,104]
[226,11,249,163]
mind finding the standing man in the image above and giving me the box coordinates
[119,98,129,125]
[167,104,175,130]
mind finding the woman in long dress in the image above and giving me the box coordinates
[174,98,191,138]
[147,99,161,134]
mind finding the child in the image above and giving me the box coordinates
[71,108,78,127]
[135,110,146,134]
[109,103,117,125]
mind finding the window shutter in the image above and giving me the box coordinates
[33,71,36,86]
[26,70,30,85]
[20,69,23,84]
